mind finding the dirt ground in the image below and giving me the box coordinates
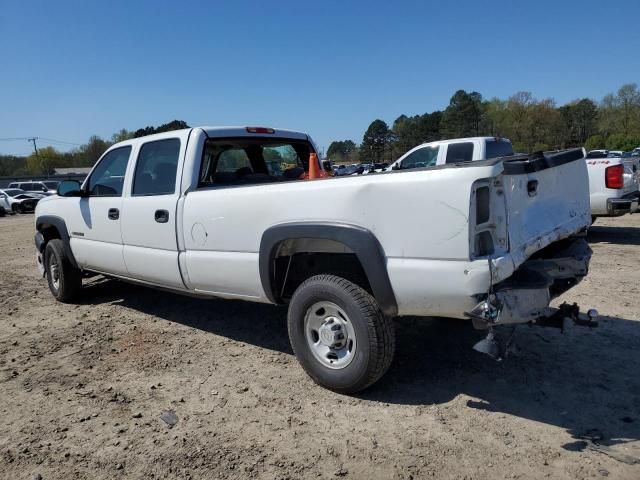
[0,213,639,480]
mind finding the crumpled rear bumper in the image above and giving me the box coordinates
[467,237,592,326]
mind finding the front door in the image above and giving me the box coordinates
[66,146,132,275]
[120,136,185,288]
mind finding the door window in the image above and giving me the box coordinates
[445,142,474,164]
[86,146,132,197]
[400,146,439,169]
[132,139,181,196]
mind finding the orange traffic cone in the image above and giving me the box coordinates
[308,152,320,180]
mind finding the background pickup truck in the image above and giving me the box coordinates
[392,138,640,221]
[389,136,514,170]
[585,150,640,219]
[34,126,592,393]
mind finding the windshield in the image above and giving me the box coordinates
[4,189,25,197]
[485,140,514,159]
[400,146,439,169]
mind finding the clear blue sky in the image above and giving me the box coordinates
[1,0,639,155]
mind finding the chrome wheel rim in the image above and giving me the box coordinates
[49,257,60,291]
[304,301,356,369]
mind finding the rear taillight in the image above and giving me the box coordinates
[605,164,624,189]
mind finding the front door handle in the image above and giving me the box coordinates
[155,209,169,223]
[108,208,119,220]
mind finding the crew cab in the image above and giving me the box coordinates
[585,150,639,219]
[35,126,593,393]
[389,137,514,170]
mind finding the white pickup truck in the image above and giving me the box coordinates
[585,150,639,219]
[389,136,514,170]
[393,138,640,221]
[34,126,594,393]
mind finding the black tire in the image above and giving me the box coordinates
[0,207,5,217]
[13,204,23,214]
[287,274,395,394]
[45,239,82,302]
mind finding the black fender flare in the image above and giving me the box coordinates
[259,222,397,317]
[35,215,79,269]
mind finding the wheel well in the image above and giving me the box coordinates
[39,224,61,243]
[271,238,372,302]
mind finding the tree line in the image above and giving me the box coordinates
[328,83,640,164]
[0,120,189,176]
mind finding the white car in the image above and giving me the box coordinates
[35,126,594,393]
[0,188,41,214]
[8,181,57,196]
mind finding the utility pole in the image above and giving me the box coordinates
[27,137,43,176]
[28,137,39,158]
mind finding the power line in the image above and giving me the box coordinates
[38,137,82,146]
[0,136,82,146]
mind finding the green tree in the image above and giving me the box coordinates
[111,129,134,143]
[26,146,66,174]
[480,98,509,137]
[392,111,442,157]
[440,90,483,138]
[80,136,112,166]
[584,134,605,150]
[133,120,190,138]
[327,140,357,162]
[360,120,394,163]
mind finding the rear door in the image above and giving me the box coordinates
[500,150,591,265]
[120,134,188,288]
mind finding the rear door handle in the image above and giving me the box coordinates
[155,209,169,223]
[108,208,119,220]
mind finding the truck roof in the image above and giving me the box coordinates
[201,126,309,140]
[422,136,512,146]
[115,126,311,145]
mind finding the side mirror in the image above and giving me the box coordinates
[392,163,401,170]
[57,180,82,197]
[322,160,332,172]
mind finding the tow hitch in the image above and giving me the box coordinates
[532,302,599,331]
[467,300,599,360]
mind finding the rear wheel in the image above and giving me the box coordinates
[13,204,23,214]
[287,274,395,393]
[45,239,82,302]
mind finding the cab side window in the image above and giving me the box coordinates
[132,139,181,196]
[86,146,132,197]
[401,146,439,169]
[445,142,474,164]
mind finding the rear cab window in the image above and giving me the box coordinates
[445,142,474,164]
[485,139,514,159]
[199,137,314,187]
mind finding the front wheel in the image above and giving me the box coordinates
[13,204,23,214]
[287,275,395,394]
[45,239,82,302]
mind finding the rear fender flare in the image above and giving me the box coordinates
[259,222,397,317]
